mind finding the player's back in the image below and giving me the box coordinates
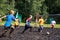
[6,14,15,22]
[39,18,44,25]
[4,14,15,27]
[51,20,56,24]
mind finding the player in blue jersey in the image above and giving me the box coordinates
[0,10,16,38]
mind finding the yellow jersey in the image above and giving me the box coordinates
[39,18,44,25]
[15,19,20,25]
[12,19,20,29]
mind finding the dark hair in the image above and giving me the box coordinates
[39,16,42,18]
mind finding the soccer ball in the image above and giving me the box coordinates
[47,31,50,35]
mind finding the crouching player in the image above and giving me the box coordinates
[51,20,56,29]
[38,16,44,32]
[21,15,32,34]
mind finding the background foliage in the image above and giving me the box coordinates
[0,0,60,23]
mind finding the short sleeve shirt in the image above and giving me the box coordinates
[4,14,15,27]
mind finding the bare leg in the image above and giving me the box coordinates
[0,30,7,38]
[9,28,14,38]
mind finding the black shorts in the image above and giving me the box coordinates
[4,27,11,30]
[14,25,19,28]
[39,25,43,30]
[25,25,32,28]
[4,26,12,30]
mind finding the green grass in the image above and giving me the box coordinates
[0,21,60,28]
[30,23,60,28]
[44,24,60,28]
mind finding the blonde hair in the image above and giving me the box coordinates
[9,10,15,14]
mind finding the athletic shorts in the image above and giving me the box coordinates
[4,26,11,30]
[25,24,32,28]
[39,25,43,30]
[4,25,12,30]
[14,25,19,28]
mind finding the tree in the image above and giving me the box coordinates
[14,0,49,22]
[0,0,15,17]
[45,0,60,14]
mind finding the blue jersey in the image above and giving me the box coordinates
[4,14,15,27]
[26,17,31,27]
[26,21,30,26]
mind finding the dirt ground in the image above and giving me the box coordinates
[0,26,60,40]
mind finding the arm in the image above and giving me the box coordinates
[0,15,6,22]
[38,19,40,24]
[12,16,16,21]
[1,15,6,19]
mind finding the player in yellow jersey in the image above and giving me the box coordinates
[38,16,44,32]
[14,18,20,28]
[11,18,20,29]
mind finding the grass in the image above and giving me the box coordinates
[30,23,60,28]
[0,21,60,28]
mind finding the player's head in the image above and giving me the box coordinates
[9,10,15,15]
[39,16,42,19]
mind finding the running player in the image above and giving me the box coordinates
[0,10,16,38]
[13,18,20,29]
[38,16,44,32]
[21,15,32,33]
